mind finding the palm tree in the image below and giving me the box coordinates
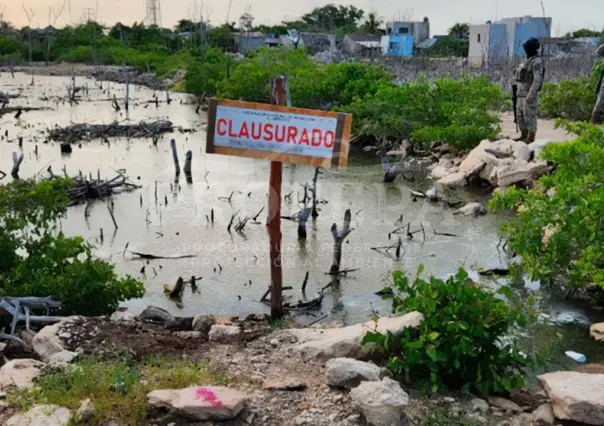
[360,12,382,35]
[449,23,470,39]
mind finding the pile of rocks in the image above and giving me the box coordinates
[431,139,558,190]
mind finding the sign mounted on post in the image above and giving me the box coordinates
[206,99,352,169]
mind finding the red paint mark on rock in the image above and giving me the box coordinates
[195,387,222,407]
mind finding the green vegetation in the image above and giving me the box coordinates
[490,122,604,294]
[540,61,603,121]
[418,407,488,426]
[9,356,227,425]
[186,47,506,148]
[540,76,598,121]
[0,179,144,315]
[448,23,470,39]
[283,4,365,34]
[364,266,537,394]
[342,76,505,148]
[564,28,604,39]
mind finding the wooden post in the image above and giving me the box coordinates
[268,76,286,319]
[11,152,24,179]
[171,139,181,175]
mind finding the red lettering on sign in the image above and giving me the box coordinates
[311,129,322,147]
[239,121,250,139]
[299,129,310,146]
[264,123,274,141]
[287,126,298,144]
[324,131,335,148]
[274,125,286,143]
[217,119,227,136]
[228,121,237,138]
[251,122,262,140]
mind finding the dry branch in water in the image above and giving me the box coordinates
[64,169,140,204]
[48,120,174,143]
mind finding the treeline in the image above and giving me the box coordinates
[185,48,506,148]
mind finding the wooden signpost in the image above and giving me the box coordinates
[206,76,352,318]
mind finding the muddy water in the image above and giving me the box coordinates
[1,73,603,368]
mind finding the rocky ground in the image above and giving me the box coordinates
[2,307,601,426]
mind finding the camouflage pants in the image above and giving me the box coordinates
[516,96,538,133]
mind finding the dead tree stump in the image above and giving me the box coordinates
[298,207,313,239]
[330,209,352,275]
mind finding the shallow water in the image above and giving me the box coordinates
[1,72,603,367]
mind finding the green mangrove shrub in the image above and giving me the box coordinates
[364,266,537,394]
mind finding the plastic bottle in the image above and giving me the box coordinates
[565,351,587,363]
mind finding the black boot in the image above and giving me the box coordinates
[514,131,528,142]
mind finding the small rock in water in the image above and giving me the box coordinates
[454,202,487,217]
[425,187,439,201]
[550,311,590,326]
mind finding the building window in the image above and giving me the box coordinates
[398,27,409,34]
[477,34,481,43]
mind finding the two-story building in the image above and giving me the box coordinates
[381,18,430,57]
[468,16,552,67]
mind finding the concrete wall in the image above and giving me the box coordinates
[469,24,490,67]
[514,20,551,57]
[385,35,414,57]
[412,21,430,44]
[387,21,430,45]
[488,24,508,65]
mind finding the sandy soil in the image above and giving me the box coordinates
[499,112,575,142]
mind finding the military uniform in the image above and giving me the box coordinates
[592,44,604,124]
[513,55,544,135]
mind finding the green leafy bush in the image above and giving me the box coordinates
[185,48,230,96]
[0,179,144,316]
[540,60,603,121]
[341,76,505,148]
[217,48,319,104]
[214,49,392,108]
[363,266,536,394]
[490,122,604,292]
[540,77,598,121]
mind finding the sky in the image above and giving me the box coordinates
[2,0,603,37]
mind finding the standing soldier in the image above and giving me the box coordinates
[592,44,604,125]
[513,38,544,143]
